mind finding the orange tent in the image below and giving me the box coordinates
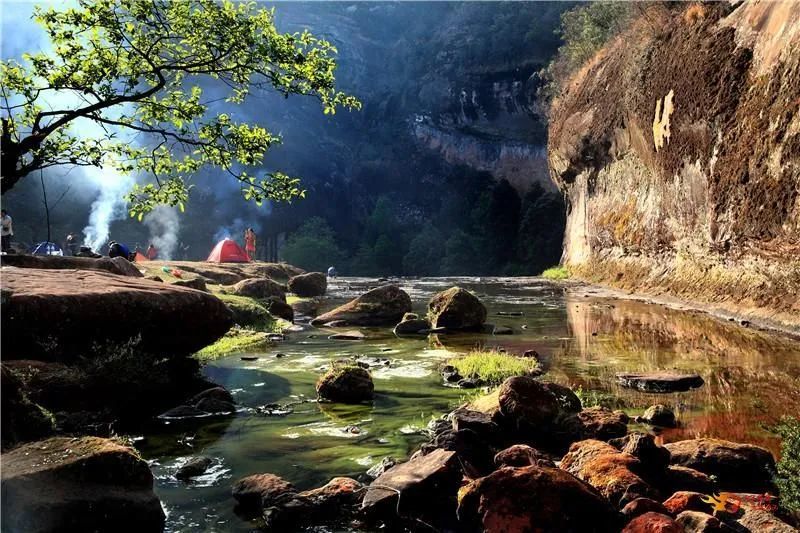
[134,251,150,262]
[207,238,251,263]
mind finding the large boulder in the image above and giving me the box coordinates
[316,364,374,403]
[616,373,704,393]
[1,254,143,277]
[457,465,618,532]
[310,285,411,327]
[1,267,233,360]
[288,272,327,297]
[0,436,165,532]
[232,473,295,513]
[664,438,776,492]
[621,512,683,533]
[578,406,629,441]
[427,286,486,330]
[229,278,286,301]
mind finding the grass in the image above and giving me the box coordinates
[446,350,540,385]
[214,293,289,332]
[195,327,270,361]
[541,265,570,280]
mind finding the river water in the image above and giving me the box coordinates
[137,277,800,532]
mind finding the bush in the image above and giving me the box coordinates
[541,265,570,280]
[282,217,346,273]
[446,350,539,385]
[776,416,800,513]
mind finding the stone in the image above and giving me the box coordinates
[457,377,480,389]
[229,278,286,301]
[616,373,704,393]
[498,376,582,435]
[494,445,556,468]
[316,365,374,403]
[171,277,208,292]
[457,465,618,532]
[609,433,671,473]
[450,408,499,439]
[737,507,796,532]
[362,448,460,516]
[194,397,236,414]
[1,267,232,360]
[662,491,711,515]
[440,365,462,383]
[232,473,295,512]
[492,325,513,335]
[1,254,143,277]
[297,476,363,510]
[393,318,431,335]
[427,286,487,330]
[621,512,683,533]
[158,405,208,419]
[639,405,677,427]
[402,312,419,321]
[0,436,164,532]
[310,285,412,327]
[145,275,163,282]
[676,511,727,532]
[189,386,234,405]
[1,364,55,449]
[560,439,658,508]
[365,457,397,479]
[328,330,366,340]
[621,498,671,520]
[664,438,776,492]
[288,272,327,297]
[662,466,714,494]
[578,406,629,441]
[176,456,214,481]
[267,299,294,322]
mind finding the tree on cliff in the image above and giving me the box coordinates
[0,0,360,218]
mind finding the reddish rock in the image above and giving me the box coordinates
[494,444,556,468]
[311,285,412,326]
[498,376,581,429]
[622,498,671,521]
[621,512,683,533]
[616,373,704,393]
[737,507,796,532]
[662,465,714,494]
[427,286,487,330]
[578,406,629,441]
[610,432,671,473]
[1,254,143,277]
[662,491,711,515]
[232,473,295,512]
[457,465,618,532]
[298,476,363,510]
[676,510,726,532]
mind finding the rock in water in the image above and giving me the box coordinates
[1,436,165,532]
[310,285,412,326]
[176,456,214,481]
[457,465,618,532]
[229,278,286,301]
[1,267,233,361]
[616,372,704,392]
[638,404,677,427]
[288,272,327,297]
[267,299,294,321]
[427,286,487,330]
[393,317,431,335]
[316,364,374,403]
[232,473,295,513]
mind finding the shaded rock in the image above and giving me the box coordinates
[316,365,374,403]
[1,364,55,449]
[450,408,499,440]
[393,318,431,335]
[457,465,618,532]
[328,330,366,340]
[1,267,232,360]
[427,286,487,330]
[737,507,796,533]
[402,312,419,321]
[617,372,704,392]
[621,512,683,533]
[229,278,286,301]
[232,473,295,513]
[288,272,327,297]
[494,444,556,468]
[578,406,629,441]
[171,277,208,292]
[662,491,711,515]
[621,498,671,521]
[610,433,671,474]
[676,511,728,532]
[158,405,208,419]
[639,405,677,427]
[662,465,714,494]
[267,299,294,322]
[440,365,462,383]
[176,456,214,481]
[291,477,363,518]
[190,386,234,405]
[144,275,163,282]
[493,325,513,335]
[365,457,397,479]
[560,439,658,508]
[194,397,236,414]
[362,448,460,517]
[498,376,581,429]
[1,254,143,277]
[457,377,480,389]
[664,438,776,492]
[0,436,164,532]
[310,285,411,327]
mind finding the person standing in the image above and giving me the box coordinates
[1,209,13,253]
[146,243,158,260]
[244,227,256,261]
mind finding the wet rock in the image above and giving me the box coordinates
[288,272,327,297]
[295,476,363,513]
[662,465,714,494]
[664,438,776,492]
[232,473,295,513]
[427,286,487,330]
[176,456,214,481]
[457,377,480,389]
[311,285,412,327]
[457,465,618,532]
[578,406,629,441]
[365,457,397,479]
[194,397,236,414]
[621,512,683,533]
[639,405,677,427]
[1,436,164,532]
[560,439,658,508]
[402,312,419,321]
[621,498,671,521]
[616,372,704,392]
[450,408,499,439]
[190,386,234,405]
[492,325,513,335]
[393,318,431,335]
[158,405,209,419]
[316,364,374,403]
[328,330,366,341]
[267,299,294,322]
[610,433,671,474]
[662,491,711,515]
[676,511,727,532]
[440,365,462,383]
[1,267,233,361]
[361,448,460,517]
[737,507,796,532]
[324,320,350,327]
[171,277,208,292]
[494,444,556,468]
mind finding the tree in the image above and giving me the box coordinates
[1,0,360,218]
[281,217,345,273]
[403,226,444,276]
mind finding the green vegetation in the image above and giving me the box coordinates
[775,416,800,513]
[1,0,359,212]
[541,265,570,280]
[215,293,288,332]
[281,217,347,273]
[573,385,627,410]
[196,327,269,361]
[446,350,539,385]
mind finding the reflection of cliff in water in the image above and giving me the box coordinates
[557,296,800,454]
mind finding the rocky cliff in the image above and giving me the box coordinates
[548,1,800,330]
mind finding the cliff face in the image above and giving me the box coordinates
[548,1,800,329]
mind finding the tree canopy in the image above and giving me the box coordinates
[0,0,360,218]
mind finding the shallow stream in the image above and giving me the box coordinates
[137,277,800,532]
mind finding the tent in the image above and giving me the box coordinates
[207,238,251,263]
[31,241,63,256]
[134,251,150,262]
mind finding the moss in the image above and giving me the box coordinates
[216,293,288,331]
[447,350,539,385]
[775,416,800,513]
[195,327,270,361]
[541,265,570,280]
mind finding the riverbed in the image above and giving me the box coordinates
[137,277,800,532]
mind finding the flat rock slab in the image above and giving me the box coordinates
[1,267,232,360]
[328,330,366,340]
[616,372,704,392]
[1,254,142,277]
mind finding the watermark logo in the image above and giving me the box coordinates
[701,492,778,515]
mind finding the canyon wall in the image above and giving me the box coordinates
[548,1,800,330]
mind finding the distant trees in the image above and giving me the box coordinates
[281,217,346,273]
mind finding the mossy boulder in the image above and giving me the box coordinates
[266,299,294,322]
[427,286,486,330]
[316,364,374,403]
[310,285,411,327]
[229,278,286,301]
[288,272,327,297]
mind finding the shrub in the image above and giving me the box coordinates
[541,265,570,280]
[776,416,800,513]
[446,350,539,385]
[282,217,346,273]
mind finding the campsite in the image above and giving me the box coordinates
[1,2,800,533]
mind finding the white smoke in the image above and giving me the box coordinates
[213,217,261,244]
[143,205,180,260]
[81,165,136,251]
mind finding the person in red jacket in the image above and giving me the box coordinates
[244,228,256,261]
[146,243,158,260]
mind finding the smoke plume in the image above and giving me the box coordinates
[143,205,180,260]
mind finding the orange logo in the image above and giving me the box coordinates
[701,492,778,515]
